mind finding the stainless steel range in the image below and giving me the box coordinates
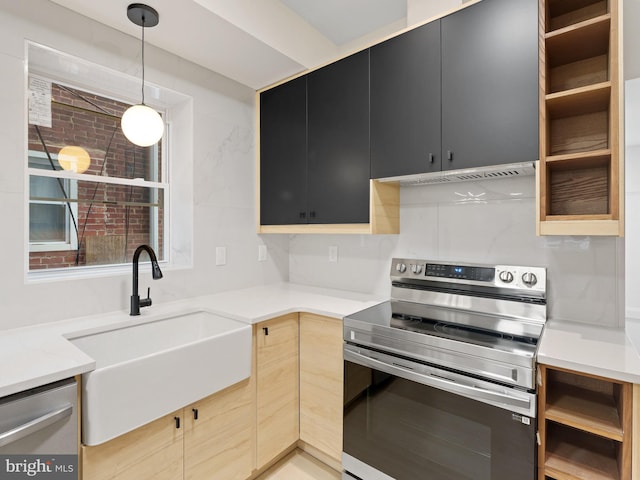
[342,258,546,480]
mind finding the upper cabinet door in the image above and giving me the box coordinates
[441,0,539,171]
[370,20,442,179]
[307,50,370,224]
[260,76,308,225]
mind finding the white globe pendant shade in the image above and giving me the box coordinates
[58,145,91,173]
[121,104,164,147]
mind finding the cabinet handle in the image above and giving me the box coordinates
[192,408,198,421]
[428,153,434,163]
[299,212,306,220]
[309,211,316,219]
[174,416,181,429]
[263,327,269,336]
[447,150,453,162]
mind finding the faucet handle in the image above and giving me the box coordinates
[139,287,152,308]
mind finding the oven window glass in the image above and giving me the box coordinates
[343,361,536,480]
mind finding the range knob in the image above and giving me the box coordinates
[411,264,423,275]
[522,272,538,287]
[499,271,514,283]
[396,263,407,274]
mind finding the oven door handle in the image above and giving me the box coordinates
[344,348,534,415]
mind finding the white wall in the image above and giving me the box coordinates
[406,0,463,26]
[0,0,288,330]
[290,176,624,327]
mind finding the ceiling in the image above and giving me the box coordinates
[48,0,412,90]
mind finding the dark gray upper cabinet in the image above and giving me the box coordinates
[307,50,370,224]
[370,20,442,179]
[260,76,307,225]
[441,0,539,171]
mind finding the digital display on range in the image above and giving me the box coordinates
[426,264,495,282]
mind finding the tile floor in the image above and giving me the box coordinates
[257,450,341,480]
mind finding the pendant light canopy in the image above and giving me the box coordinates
[122,3,164,147]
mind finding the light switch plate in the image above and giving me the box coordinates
[258,245,267,262]
[329,245,338,263]
[215,246,226,266]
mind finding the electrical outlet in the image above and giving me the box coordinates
[215,246,226,266]
[258,245,267,262]
[329,245,338,263]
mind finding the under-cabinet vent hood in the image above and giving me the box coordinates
[377,161,536,186]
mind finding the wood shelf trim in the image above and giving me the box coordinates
[538,219,620,236]
[546,81,611,101]
[545,385,623,441]
[545,13,611,39]
[544,214,613,221]
[546,82,611,118]
[544,149,611,164]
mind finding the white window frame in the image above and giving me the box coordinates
[28,150,79,252]
[25,43,182,280]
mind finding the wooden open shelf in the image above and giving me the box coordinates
[545,423,620,480]
[545,385,623,441]
[545,16,610,67]
[547,158,610,216]
[546,0,608,31]
[538,0,622,236]
[546,83,610,117]
[538,365,633,480]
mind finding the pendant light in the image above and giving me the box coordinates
[121,3,164,147]
[58,146,91,173]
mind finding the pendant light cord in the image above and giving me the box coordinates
[141,15,145,105]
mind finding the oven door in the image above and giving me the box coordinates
[343,345,536,480]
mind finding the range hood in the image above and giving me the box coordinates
[376,161,536,186]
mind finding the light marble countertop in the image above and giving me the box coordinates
[3,281,640,399]
[0,283,385,398]
[537,318,640,384]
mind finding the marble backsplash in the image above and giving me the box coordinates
[289,175,624,328]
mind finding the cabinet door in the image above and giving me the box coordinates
[256,314,299,469]
[260,76,308,225]
[82,411,183,480]
[370,20,441,178]
[183,379,254,480]
[307,50,370,224]
[441,0,538,170]
[299,313,343,462]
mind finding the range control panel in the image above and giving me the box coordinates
[391,258,546,293]
[425,263,495,282]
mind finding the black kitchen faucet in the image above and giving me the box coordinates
[130,244,163,316]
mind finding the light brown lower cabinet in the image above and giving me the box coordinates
[537,364,634,480]
[255,313,300,470]
[183,378,254,480]
[82,378,253,480]
[299,313,343,463]
[82,312,345,480]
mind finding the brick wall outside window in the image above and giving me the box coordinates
[28,83,164,270]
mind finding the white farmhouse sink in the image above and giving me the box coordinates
[67,310,251,446]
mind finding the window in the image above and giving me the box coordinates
[27,76,167,272]
[29,151,78,251]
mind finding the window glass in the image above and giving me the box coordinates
[27,80,166,271]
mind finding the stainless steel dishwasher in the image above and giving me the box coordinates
[0,378,78,479]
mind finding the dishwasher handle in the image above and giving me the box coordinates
[0,403,73,448]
